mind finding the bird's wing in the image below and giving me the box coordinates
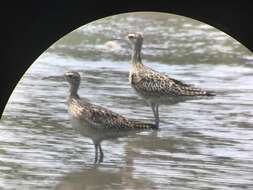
[133,69,212,96]
[132,72,181,96]
[78,103,130,129]
[77,102,155,130]
[145,66,192,87]
[169,77,192,87]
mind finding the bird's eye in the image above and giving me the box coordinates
[128,35,134,39]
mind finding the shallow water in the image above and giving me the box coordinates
[1,12,253,190]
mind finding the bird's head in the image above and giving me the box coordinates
[64,71,81,87]
[126,32,143,47]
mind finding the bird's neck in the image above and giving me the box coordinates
[131,44,142,66]
[69,84,80,99]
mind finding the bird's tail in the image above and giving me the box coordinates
[181,86,216,96]
[129,119,158,130]
[205,90,216,96]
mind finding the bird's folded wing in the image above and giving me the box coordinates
[78,104,132,129]
[133,73,183,96]
[78,104,156,130]
[134,72,211,96]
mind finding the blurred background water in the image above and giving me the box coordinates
[1,12,253,190]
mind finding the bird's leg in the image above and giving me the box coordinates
[94,143,98,164]
[98,144,104,163]
[155,104,160,128]
[151,103,159,128]
[151,103,156,120]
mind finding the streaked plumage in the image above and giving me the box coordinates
[65,71,156,163]
[130,63,214,97]
[126,32,215,127]
[68,97,156,131]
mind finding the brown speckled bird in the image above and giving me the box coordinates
[64,71,157,163]
[126,32,215,128]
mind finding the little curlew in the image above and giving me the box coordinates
[64,71,157,163]
[126,32,215,128]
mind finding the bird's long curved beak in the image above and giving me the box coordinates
[41,75,65,81]
[108,38,126,42]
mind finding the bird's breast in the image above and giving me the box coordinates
[129,71,141,85]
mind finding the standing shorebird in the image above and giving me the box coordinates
[64,71,157,163]
[126,32,215,127]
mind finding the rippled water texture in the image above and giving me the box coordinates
[1,12,253,190]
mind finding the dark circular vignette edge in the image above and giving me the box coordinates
[1,0,253,117]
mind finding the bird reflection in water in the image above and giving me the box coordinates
[55,164,154,190]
